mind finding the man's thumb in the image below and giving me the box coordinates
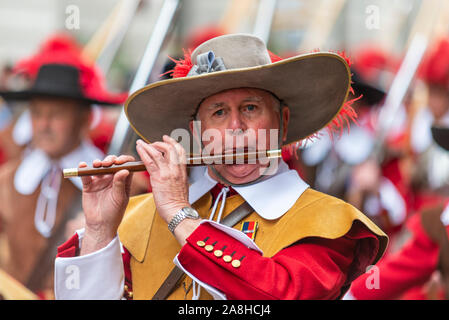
[112,170,130,200]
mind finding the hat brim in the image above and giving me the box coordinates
[431,126,449,151]
[125,52,351,149]
[0,89,121,106]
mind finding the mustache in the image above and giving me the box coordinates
[204,141,273,155]
[223,146,258,154]
[221,134,260,153]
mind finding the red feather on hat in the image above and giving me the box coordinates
[13,33,127,105]
[354,47,390,81]
[419,38,449,87]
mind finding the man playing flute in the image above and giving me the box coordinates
[55,34,387,300]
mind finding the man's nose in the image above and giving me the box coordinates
[35,115,53,132]
[228,109,247,132]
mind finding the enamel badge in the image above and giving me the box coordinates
[240,221,258,241]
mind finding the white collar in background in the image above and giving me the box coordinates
[188,160,309,220]
[14,141,104,194]
[441,202,449,227]
[12,109,32,146]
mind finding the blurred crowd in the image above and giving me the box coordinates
[1,5,449,300]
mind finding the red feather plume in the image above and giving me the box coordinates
[12,33,127,105]
[419,38,449,87]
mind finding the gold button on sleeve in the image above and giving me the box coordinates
[196,240,206,247]
[231,260,241,268]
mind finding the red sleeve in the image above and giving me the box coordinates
[56,234,133,299]
[349,213,440,300]
[177,222,378,300]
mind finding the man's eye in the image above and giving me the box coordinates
[244,104,257,112]
[213,109,225,116]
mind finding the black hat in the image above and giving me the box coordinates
[351,70,386,106]
[431,126,449,151]
[0,64,126,105]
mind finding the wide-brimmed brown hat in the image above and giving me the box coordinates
[125,34,352,150]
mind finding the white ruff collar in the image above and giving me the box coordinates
[188,160,309,220]
[14,141,104,194]
[14,141,103,238]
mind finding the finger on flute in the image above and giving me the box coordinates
[63,149,282,178]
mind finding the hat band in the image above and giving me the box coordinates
[187,51,226,76]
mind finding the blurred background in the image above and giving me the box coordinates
[0,0,439,92]
[1,0,449,300]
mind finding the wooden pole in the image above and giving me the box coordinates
[108,0,182,156]
[297,0,347,51]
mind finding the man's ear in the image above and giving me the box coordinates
[281,106,290,142]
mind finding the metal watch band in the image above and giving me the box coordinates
[167,210,186,234]
[168,207,199,234]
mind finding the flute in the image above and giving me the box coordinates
[63,149,282,178]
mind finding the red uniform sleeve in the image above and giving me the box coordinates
[177,221,378,300]
[56,234,133,299]
[349,213,440,300]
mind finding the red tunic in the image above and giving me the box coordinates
[57,181,383,300]
[57,218,379,300]
[349,210,448,299]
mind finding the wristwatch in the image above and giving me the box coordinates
[168,207,200,234]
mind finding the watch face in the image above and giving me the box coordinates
[183,207,199,219]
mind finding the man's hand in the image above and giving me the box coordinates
[136,136,190,223]
[79,155,134,255]
[136,136,199,245]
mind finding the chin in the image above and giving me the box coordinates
[35,143,65,159]
[218,164,261,184]
[43,149,63,159]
